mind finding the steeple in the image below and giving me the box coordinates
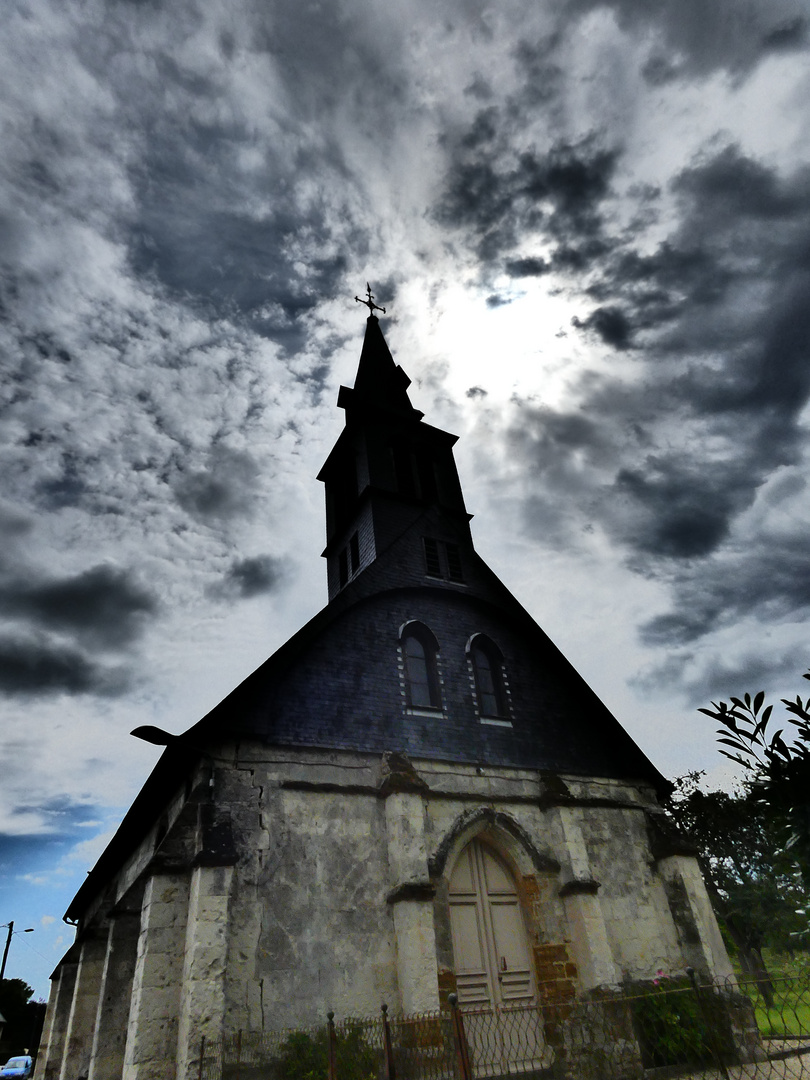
[317,308,471,600]
[337,316,422,419]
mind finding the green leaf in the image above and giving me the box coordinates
[717,737,747,751]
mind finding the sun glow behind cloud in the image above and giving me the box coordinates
[419,281,592,411]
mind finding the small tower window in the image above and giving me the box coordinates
[423,537,442,577]
[422,537,465,582]
[469,635,508,719]
[337,531,360,591]
[338,548,349,589]
[446,543,464,582]
[349,532,360,574]
[400,622,442,710]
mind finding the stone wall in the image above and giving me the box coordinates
[37,746,731,1080]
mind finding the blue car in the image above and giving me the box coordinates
[0,1057,33,1078]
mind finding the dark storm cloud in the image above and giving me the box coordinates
[0,636,129,697]
[593,145,810,419]
[632,646,809,705]
[613,461,746,558]
[0,565,157,647]
[130,192,353,352]
[0,502,33,543]
[174,448,261,522]
[436,127,620,267]
[593,244,723,313]
[762,17,807,52]
[504,256,550,278]
[212,554,287,599]
[85,0,413,352]
[572,306,632,349]
[499,141,810,648]
[35,456,89,510]
[670,144,805,223]
[0,0,385,371]
[641,534,810,646]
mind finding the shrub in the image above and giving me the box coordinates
[272,1024,378,1080]
[631,976,714,1069]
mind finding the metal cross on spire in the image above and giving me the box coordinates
[355,282,386,316]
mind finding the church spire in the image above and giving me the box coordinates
[338,315,421,419]
[318,301,469,599]
[339,288,421,420]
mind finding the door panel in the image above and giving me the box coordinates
[449,846,494,1007]
[488,899,534,1003]
[481,847,513,893]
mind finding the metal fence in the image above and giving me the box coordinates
[197,969,810,1080]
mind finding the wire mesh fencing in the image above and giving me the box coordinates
[195,969,810,1080]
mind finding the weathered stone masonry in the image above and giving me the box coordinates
[38,749,733,1080]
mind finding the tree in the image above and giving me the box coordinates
[666,774,806,1003]
[0,979,46,1061]
[699,671,810,889]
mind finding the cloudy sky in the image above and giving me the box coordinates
[2,0,810,997]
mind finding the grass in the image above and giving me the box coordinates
[730,950,810,1039]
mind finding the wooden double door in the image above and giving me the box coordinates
[448,838,536,1008]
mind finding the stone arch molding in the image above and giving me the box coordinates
[398,619,440,650]
[428,806,560,882]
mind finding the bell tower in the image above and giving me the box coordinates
[318,309,472,600]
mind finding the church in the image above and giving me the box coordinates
[34,299,733,1080]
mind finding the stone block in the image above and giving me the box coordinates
[184,945,228,975]
[139,954,186,990]
[132,988,181,1025]
[534,943,570,964]
[535,962,565,981]
[539,979,577,1004]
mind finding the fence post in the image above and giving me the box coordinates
[448,993,472,1080]
[381,1003,396,1080]
[686,967,730,1080]
[327,1010,337,1080]
[197,1035,205,1080]
[235,1028,242,1080]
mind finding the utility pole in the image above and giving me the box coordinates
[1,921,34,981]
[1,920,14,981]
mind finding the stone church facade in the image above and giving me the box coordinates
[35,312,733,1080]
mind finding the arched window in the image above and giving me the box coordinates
[469,635,508,719]
[400,622,441,710]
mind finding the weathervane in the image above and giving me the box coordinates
[355,282,386,316]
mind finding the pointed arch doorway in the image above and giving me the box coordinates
[448,837,549,1074]
[448,838,536,1008]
